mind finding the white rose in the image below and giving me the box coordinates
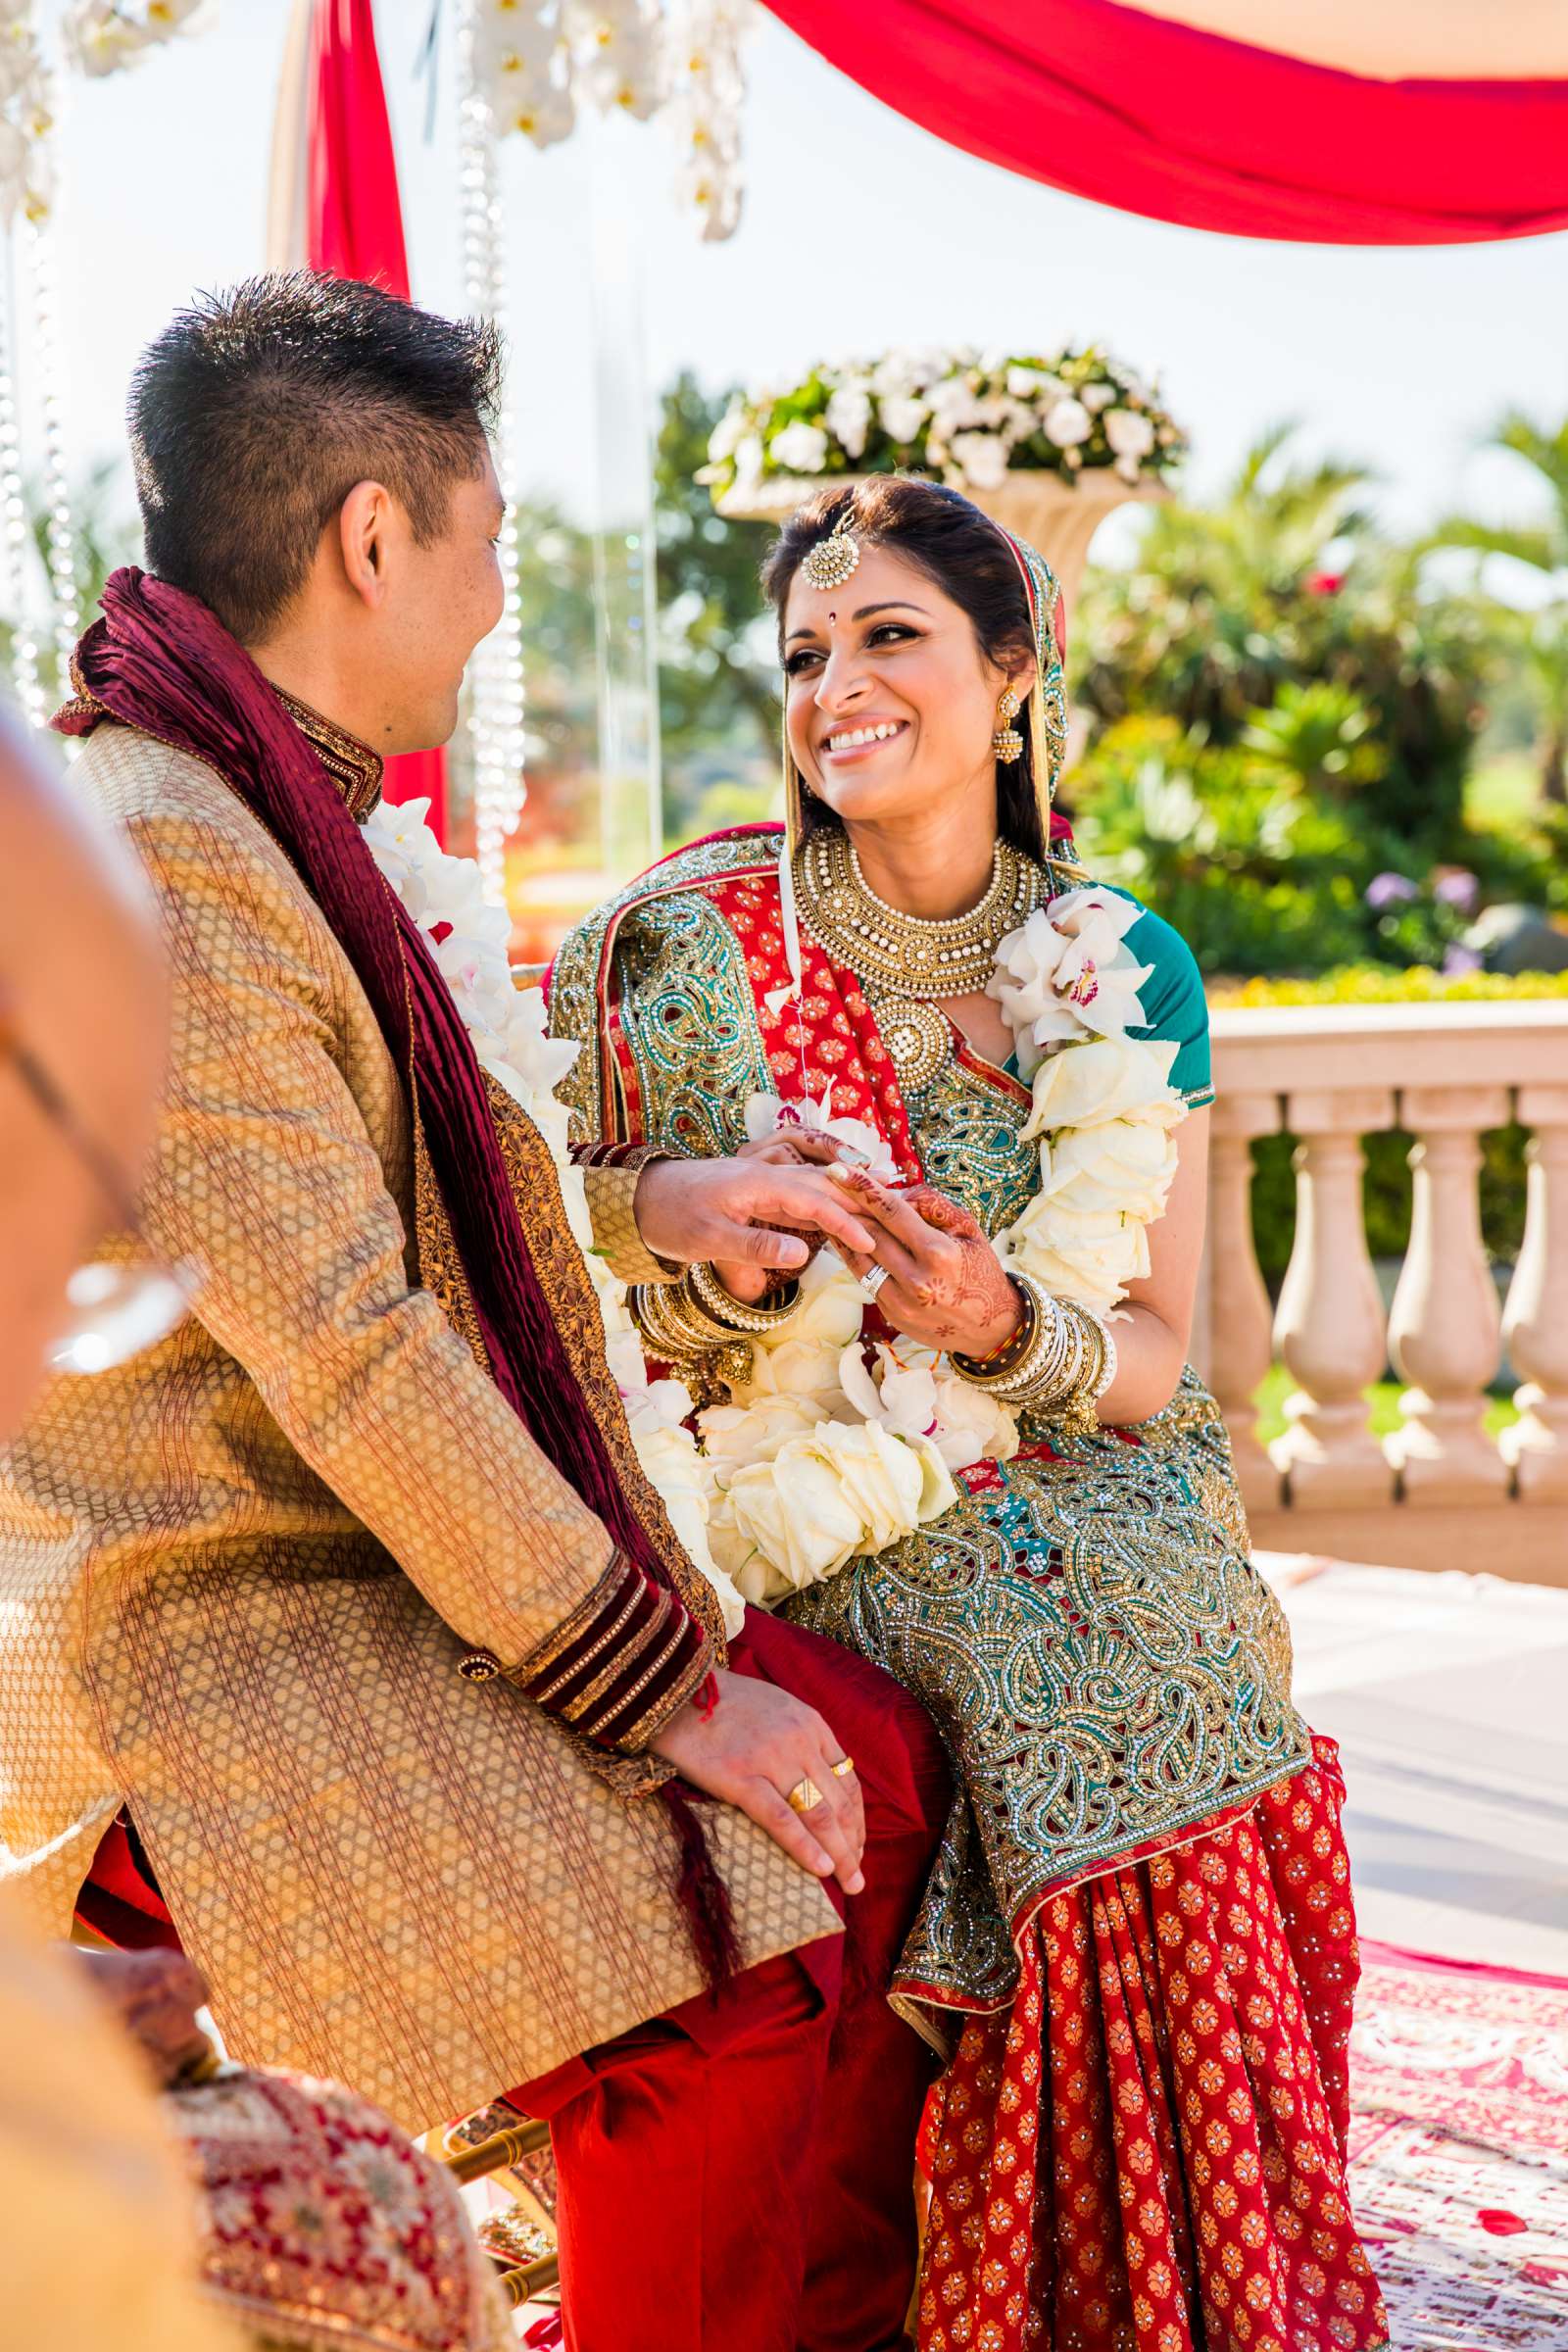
[926,376,985,435]
[878,393,928,445]
[818,1422,956,1549]
[1006,365,1060,402]
[870,351,922,399]
[708,405,751,465]
[1080,382,1118,414]
[632,1424,747,1639]
[1002,1198,1151,1315]
[1037,1120,1180,1226]
[1043,397,1093,449]
[825,385,873,462]
[731,1337,849,1412]
[1104,408,1156,460]
[721,1447,866,1600]
[769,420,831,475]
[1021,1035,1182,1140]
[732,432,764,487]
[789,1252,870,1347]
[950,430,1010,493]
[700,1393,821,1475]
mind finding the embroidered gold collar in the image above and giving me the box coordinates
[273,686,384,821]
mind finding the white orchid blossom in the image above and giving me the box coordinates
[988,890,1155,1074]
[743,1087,899,1181]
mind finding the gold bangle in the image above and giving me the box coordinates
[686,1259,802,1337]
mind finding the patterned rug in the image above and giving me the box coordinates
[1348,1941,1568,2349]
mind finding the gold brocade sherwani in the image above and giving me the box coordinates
[0,722,835,2131]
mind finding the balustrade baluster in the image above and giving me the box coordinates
[1500,1085,1568,1502]
[1386,1085,1510,1501]
[1201,1092,1280,1514]
[1270,1089,1393,1506]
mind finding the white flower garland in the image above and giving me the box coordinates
[61,1,208,78]
[699,884,1187,1606]
[363,796,748,1637]
[364,801,1185,1624]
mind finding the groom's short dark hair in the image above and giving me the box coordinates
[128,272,503,644]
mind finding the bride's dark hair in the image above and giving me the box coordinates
[761,475,1052,863]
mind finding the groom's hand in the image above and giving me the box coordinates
[633,1154,878,1276]
[649,1668,865,1895]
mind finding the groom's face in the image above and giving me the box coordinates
[370,440,508,755]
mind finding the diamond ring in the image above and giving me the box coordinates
[859,1264,890,1299]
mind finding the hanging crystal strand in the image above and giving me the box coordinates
[455,0,527,907]
[24,216,78,686]
[0,244,44,731]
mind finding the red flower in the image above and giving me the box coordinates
[1305,571,1345,597]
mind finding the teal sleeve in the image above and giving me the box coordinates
[1102,886,1213,1107]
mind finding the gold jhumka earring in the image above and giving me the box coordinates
[992,685,1024,763]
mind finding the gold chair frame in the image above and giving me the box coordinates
[441,2117,560,2309]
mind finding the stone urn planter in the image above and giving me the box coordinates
[716,469,1167,612]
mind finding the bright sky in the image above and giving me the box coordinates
[44,1,1568,556]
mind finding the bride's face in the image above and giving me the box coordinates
[782,542,1023,834]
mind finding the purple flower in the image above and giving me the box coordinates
[1365,872,1418,911]
[1434,869,1480,912]
[1442,945,1483,976]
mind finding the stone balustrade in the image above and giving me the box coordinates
[1195,1002,1568,1585]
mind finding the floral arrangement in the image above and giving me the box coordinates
[364,803,1185,1622]
[363,795,749,1637]
[700,347,1187,506]
[62,0,207,77]
[695,885,1187,1605]
[0,4,52,225]
[472,0,749,240]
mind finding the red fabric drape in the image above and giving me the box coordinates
[307,0,448,836]
[763,0,1568,244]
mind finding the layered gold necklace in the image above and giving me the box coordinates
[794,825,1049,1089]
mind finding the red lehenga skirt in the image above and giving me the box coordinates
[916,1737,1389,2352]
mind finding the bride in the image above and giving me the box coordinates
[549,477,1388,2352]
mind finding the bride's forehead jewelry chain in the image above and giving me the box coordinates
[800,505,861,592]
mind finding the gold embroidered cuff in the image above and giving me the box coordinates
[579,1157,683,1286]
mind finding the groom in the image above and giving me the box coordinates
[0,273,948,2350]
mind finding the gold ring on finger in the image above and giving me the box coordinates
[786,1777,824,1814]
[829,1756,856,1779]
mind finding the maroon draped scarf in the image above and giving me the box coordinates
[57,568,706,1620]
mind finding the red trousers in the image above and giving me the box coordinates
[81,1606,952,2352]
[512,1608,952,2352]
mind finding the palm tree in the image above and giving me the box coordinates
[1426,411,1568,802]
[1075,423,1379,740]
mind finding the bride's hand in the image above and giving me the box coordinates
[829,1169,1023,1359]
[710,1131,849,1304]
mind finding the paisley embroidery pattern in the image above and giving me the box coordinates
[549,836,1311,2023]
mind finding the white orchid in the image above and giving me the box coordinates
[743,1086,899,1181]
[838,1340,1020,1473]
[989,889,1155,1073]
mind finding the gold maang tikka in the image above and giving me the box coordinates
[800,508,860,592]
[785,504,862,849]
